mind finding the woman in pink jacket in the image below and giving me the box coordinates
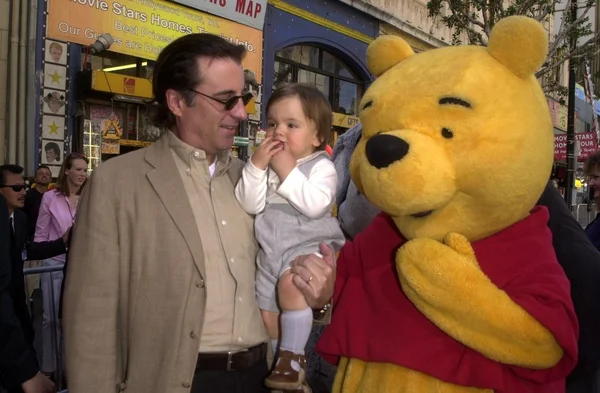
[34,153,88,378]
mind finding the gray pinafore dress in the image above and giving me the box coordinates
[254,151,345,312]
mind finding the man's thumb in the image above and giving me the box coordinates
[320,243,335,265]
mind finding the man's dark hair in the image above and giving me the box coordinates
[36,165,51,173]
[150,33,247,130]
[0,164,24,185]
[45,142,60,156]
[585,151,600,176]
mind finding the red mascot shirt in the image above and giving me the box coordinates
[317,207,578,393]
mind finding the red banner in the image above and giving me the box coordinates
[554,132,597,161]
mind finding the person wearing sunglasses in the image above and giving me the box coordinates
[62,33,335,393]
[0,165,72,393]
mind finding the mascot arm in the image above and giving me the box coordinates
[396,233,564,369]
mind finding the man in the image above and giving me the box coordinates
[0,184,57,393]
[0,164,69,344]
[23,165,52,240]
[43,143,60,165]
[63,33,335,393]
[583,151,600,250]
[306,124,600,393]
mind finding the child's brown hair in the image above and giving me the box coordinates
[266,83,332,150]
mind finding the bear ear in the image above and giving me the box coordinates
[367,35,415,77]
[487,16,548,78]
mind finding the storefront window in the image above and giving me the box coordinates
[334,80,358,115]
[88,50,153,78]
[298,70,330,100]
[274,45,363,115]
[276,46,320,68]
[274,61,294,91]
[322,51,355,79]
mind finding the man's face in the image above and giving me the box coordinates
[46,149,57,163]
[589,168,600,198]
[175,57,247,154]
[50,48,62,62]
[36,167,52,185]
[0,173,26,210]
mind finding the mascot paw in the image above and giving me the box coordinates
[442,233,478,266]
[396,234,479,288]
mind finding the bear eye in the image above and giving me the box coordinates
[441,128,454,139]
[362,100,374,110]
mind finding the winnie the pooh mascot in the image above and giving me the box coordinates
[316,16,579,393]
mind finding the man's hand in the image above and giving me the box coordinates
[289,243,336,309]
[21,372,56,393]
[250,135,283,170]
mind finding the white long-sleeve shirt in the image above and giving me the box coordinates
[234,152,338,220]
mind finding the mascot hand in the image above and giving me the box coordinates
[396,233,562,368]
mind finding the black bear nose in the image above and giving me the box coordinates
[365,134,410,169]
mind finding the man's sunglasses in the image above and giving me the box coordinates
[0,185,26,192]
[189,89,253,111]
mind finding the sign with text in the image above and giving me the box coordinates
[332,112,360,129]
[548,99,568,132]
[91,70,153,98]
[47,0,263,81]
[554,132,597,162]
[170,0,266,30]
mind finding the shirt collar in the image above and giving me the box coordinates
[167,131,232,175]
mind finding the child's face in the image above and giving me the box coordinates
[266,96,321,160]
[50,47,62,62]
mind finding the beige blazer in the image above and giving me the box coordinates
[63,135,245,393]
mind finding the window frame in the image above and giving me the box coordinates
[274,45,363,116]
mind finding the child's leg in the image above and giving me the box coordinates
[265,269,313,390]
[261,309,280,353]
[278,270,312,357]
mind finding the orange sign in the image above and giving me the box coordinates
[46,0,263,82]
[124,77,135,94]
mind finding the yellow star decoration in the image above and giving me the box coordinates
[49,70,62,84]
[48,121,59,135]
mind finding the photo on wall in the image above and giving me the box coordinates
[249,102,261,122]
[48,165,61,178]
[41,115,65,140]
[247,121,260,139]
[44,63,67,91]
[41,139,64,165]
[253,85,262,104]
[42,89,66,115]
[44,40,67,65]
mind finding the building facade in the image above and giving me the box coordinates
[0,0,465,173]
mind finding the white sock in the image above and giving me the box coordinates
[270,338,279,354]
[278,308,313,372]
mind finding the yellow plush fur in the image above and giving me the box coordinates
[337,16,563,393]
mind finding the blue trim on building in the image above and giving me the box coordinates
[278,0,378,37]
[33,0,46,169]
[66,44,82,154]
[261,1,378,125]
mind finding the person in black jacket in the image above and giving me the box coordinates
[539,181,600,393]
[22,166,52,240]
[1,165,69,346]
[0,194,55,393]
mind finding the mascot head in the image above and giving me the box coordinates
[350,16,553,241]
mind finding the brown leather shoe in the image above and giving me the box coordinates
[282,381,312,393]
[264,350,306,391]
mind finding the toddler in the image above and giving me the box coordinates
[235,83,345,391]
